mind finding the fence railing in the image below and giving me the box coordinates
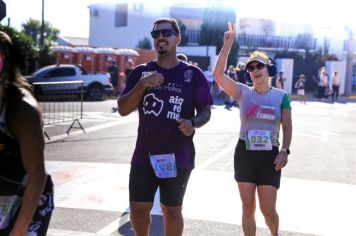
[32,81,85,140]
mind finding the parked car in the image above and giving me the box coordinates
[26,64,113,100]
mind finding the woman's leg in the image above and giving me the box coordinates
[238,182,257,236]
[257,185,279,236]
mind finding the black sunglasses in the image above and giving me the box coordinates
[150,29,177,39]
[246,63,266,72]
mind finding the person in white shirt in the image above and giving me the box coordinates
[204,66,214,95]
[331,71,340,102]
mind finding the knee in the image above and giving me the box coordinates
[241,202,256,216]
[161,205,182,220]
[260,206,277,219]
[130,203,152,218]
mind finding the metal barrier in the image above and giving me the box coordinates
[32,81,85,139]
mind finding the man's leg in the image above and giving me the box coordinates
[238,182,257,236]
[161,204,183,236]
[129,165,158,236]
[257,185,279,236]
[159,168,191,236]
[129,202,153,236]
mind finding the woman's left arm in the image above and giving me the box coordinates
[8,92,47,235]
[274,108,292,171]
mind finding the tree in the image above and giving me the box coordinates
[21,18,59,48]
[21,18,59,67]
[0,25,38,74]
[136,36,152,49]
[199,6,238,67]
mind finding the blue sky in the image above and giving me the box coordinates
[2,0,354,40]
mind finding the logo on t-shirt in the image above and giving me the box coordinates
[184,70,193,82]
[142,93,163,116]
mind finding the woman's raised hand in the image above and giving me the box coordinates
[223,22,237,49]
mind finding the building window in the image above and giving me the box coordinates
[115,3,128,27]
[133,3,143,12]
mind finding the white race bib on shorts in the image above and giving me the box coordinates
[149,153,177,178]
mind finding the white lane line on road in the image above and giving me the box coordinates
[294,131,340,143]
[45,115,137,143]
[195,142,236,170]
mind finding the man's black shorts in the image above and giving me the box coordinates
[234,139,281,189]
[129,164,192,206]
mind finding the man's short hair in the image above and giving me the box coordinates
[152,18,180,35]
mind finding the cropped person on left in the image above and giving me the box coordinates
[0,31,54,236]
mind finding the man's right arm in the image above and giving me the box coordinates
[117,72,164,116]
[117,81,147,116]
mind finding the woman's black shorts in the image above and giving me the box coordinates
[234,139,281,189]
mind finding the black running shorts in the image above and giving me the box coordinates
[129,164,192,206]
[234,139,281,189]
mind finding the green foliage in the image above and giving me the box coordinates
[0,25,37,74]
[136,36,152,49]
[199,6,238,66]
[21,18,59,68]
[21,18,59,47]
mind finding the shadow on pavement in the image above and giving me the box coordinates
[118,213,163,236]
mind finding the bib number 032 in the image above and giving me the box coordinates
[245,130,273,151]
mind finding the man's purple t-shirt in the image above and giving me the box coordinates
[121,61,213,169]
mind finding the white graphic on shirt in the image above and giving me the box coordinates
[143,93,164,116]
[166,95,184,121]
[184,70,193,82]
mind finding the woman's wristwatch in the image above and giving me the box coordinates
[280,148,290,155]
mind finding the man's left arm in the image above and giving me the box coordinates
[177,105,211,136]
[191,105,211,128]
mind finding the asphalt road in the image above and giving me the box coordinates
[43,97,356,236]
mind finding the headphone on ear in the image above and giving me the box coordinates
[267,57,277,77]
[244,57,278,82]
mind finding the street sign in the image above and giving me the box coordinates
[0,0,6,21]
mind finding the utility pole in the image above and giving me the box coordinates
[39,0,45,48]
[345,30,355,96]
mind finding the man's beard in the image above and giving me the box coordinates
[157,46,167,54]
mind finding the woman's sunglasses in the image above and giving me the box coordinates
[150,29,177,39]
[246,63,266,72]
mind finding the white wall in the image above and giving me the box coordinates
[325,61,347,95]
[89,2,169,48]
[276,58,294,94]
[177,46,216,67]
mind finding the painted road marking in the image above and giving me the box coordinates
[47,160,356,236]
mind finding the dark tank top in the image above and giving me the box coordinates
[0,93,26,195]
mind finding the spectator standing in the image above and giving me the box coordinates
[204,66,214,95]
[295,74,307,104]
[237,62,247,85]
[317,67,329,100]
[117,18,213,236]
[224,65,237,107]
[331,71,340,102]
[108,60,119,96]
[276,71,287,90]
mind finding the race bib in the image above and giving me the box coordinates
[256,106,276,120]
[245,130,273,151]
[149,153,177,178]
